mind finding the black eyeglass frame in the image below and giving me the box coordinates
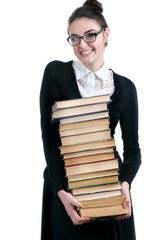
[67,27,106,46]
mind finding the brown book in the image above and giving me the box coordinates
[63,147,114,159]
[78,204,128,218]
[60,138,116,155]
[51,103,108,121]
[61,129,111,146]
[74,190,122,201]
[72,182,121,196]
[78,195,125,208]
[64,152,115,166]
[52,94,110,111]
[60,118,110,131]
[68,169,118,182]
[60,111,109,124]
[68,175,119,189]
[60,123,110,137]
[65,159,118,176]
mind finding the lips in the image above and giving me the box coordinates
[80,49,94,56]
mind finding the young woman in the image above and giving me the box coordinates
[40,0,141,239]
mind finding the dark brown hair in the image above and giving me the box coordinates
[68,0,108,32]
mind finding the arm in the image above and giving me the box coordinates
[117,81,141,219]
[119,81,141,185]
[40,63,90,224]
[40,62,67,194]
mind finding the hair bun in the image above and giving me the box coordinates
[83,0,103,13]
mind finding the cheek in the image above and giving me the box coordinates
[73,47,79,56]
[97,41,105,52]
[91,39,105,52]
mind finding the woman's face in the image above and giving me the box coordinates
[68,17,109,72]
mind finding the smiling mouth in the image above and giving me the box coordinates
[80,49,94,56]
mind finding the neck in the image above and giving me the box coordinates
[83,59,104,72]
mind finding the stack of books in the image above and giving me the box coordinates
[51,95,128,219]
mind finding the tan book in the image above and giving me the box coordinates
[61,130,111,146]
[64,152,115,166]
[72,182,121,196]
[68,175,119,189]
[52,94,110,111]
[68,169,118,182]
[74,190,122,201]
[60,123,110,137]
[60,118,110,131]
[78,204,128,218]
[60,138,116,155]
[60,112,109,124]
[63,147,114,159]
[65,159,118,176]
[51,103,108,121]
[79,195,125,208]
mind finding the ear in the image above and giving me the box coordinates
[103,27,110,43]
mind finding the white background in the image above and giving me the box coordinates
[0,0,159,239]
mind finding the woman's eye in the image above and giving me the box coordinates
[85,33,95,39]
[71,37,79,42]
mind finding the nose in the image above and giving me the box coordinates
[79,38,88,48]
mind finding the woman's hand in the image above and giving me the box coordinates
[116,181,132,220]
[58,190,90,225]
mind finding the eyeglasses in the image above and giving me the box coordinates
[67,27,106,46]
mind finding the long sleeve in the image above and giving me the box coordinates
[119,81,141,185]
[40,62,68,194]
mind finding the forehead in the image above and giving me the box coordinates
[69,18,101,35]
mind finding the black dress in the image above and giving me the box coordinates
[40,60,141,240]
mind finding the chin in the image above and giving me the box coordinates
[79,56,95,65]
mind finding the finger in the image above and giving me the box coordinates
[123,199,129,208]
[116,208,131,219]
[71,210,90,225]
[74,216,91,225]
[116,202,131,220]
[71,199,83,209]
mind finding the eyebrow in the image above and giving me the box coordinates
[70,29,97,37]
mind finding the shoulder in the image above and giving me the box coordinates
[113,71,137,97]
[113,71,136,89]
[44,60,73,73]
[42,60,74,86]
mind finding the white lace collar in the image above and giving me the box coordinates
[73,60,110,86]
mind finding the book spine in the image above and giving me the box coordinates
[52,109,108,122]
[63,152,115,160]
[69,181,120,190]
[64,158,116,167]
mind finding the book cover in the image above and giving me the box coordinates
[65,159,118,176]
[71,182,121,196]
[61,129,111,146]
[68,175,119,189]
[59,118,110,131]
[60,123,110,137]
[52,94,111,111]
[62,147,114,159]
[64,152,115,166]
[74,190,122,201]
[60,111,109,124]
[68,169,118,182]
[51,103,108,121]
[78,204,128,218]
[60,138,116,155]
[78,195,125,208]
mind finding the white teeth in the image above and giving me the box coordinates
[81,50,93,55]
